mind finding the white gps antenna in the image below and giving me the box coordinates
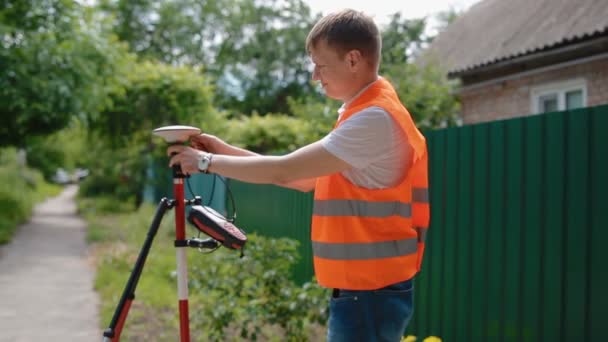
[152,125,201,143]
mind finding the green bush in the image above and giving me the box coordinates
[0,148,61,243]
[188,234,327,341]
[224,113,313,154]
[220,96,341,155]
[79,60,219,206]
[0,163,33,243]
[92,61,216,147]
[25,119,90,181]
[287,95,340,143]
[0,188,30,244]
[25,137,66,181]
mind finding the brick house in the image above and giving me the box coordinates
[425,0,608,124]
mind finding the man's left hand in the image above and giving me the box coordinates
[167,145,203,175]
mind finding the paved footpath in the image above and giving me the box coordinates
[0,185,100,341]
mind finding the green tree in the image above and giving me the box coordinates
[96,0,318,116]
[435,7,463,33]
[380,13,459,128]
[0,0,131,147]
[91,61,216,146]
[383,63,460,129]
[381,14,428,66]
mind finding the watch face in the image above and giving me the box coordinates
[198,155,210,171]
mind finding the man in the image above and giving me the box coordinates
[168,9,430,342]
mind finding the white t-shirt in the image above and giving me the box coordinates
[321,105,412,189]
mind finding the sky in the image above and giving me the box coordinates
[303,0,482,29]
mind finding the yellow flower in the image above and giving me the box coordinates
[423,337,442,342]
[402,336,417,342]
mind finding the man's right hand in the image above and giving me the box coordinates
[191,133,259,157]
[191,134,223,153]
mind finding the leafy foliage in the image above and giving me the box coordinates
[380,13,460,129]
[224,113,312,154]
[189,235,327,341]
[0,165,32,243]
[77,60,218,206]
[383,63,460,129]
[0,148,61,243]
[288,95,340,142]
[97,0,318,115]
[381,14,429,66]
[24,119,90,181]
[434,7,464,33]
[91,60,216,147]
[78,138,148,206]
[0,0,132,147]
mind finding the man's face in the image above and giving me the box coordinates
[309,40,355,101]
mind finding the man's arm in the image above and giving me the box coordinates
[190,134,319,192]
[274,178,317,193]
[168,141,352,191]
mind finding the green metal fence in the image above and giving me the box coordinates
[415,104,608,341]
[227,104,608,341]
[227,181,315,284]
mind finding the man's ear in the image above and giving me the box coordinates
[346,50,363,71]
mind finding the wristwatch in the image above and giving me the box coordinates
[197,153,213,173]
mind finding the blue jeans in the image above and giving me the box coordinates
[327,278,414,342]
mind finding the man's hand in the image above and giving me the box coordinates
[191,133,259,157]
[167,145,205,175]
[190,134,220,153]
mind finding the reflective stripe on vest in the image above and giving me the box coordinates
[413,187,429,203]
[313,199,411,218]
[312,238,418,260]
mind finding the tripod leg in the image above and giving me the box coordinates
[102,198,171,341]
[112,293,132,340]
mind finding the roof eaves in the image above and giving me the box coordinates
[448,26,608,78]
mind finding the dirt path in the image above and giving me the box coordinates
[0,185,100,341]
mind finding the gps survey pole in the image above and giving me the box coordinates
[172,161,191,342]
[102,169,191,342]
[102,126,202,342]
[157,126,202,342]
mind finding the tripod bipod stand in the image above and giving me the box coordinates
[103,125,230,342]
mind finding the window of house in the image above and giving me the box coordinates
[531,79,587,114]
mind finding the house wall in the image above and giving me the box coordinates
[459,57,608,124]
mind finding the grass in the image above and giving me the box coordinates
[33,179,63,202]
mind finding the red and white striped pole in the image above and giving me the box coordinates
[151,126,201,342]
[173,176,191,342]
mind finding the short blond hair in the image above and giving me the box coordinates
[306,9,381,68]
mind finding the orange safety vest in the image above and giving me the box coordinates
[312,78,430,290]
